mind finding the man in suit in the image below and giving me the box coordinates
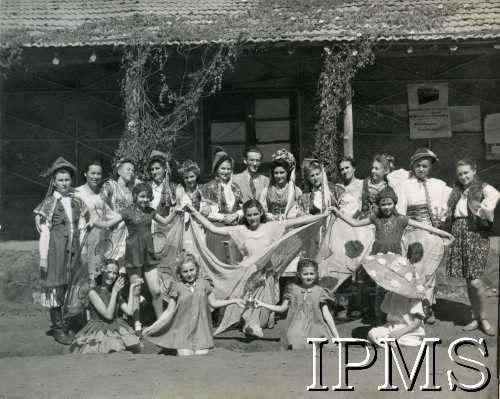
[232,147,269,203]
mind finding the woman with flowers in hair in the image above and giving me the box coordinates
[358,153,394,219]
[259,149,302,221]
[175,159,205,252]
[200,148,244,263]
[100,158,136,265]
[396,148,452,324]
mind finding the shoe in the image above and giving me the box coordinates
[479,318,495,337]
[462,320,478,331]
[53,329,73,345]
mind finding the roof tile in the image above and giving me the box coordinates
[1,0,499,46]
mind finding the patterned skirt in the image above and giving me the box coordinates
[447,218,490,280]
[70,318,141,354]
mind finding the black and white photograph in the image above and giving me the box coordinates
[0,1,498,398]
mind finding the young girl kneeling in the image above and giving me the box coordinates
[70,260,141,353]
[255,258,339,350]
[143,252,245,356]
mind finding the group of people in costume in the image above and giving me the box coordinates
[34,146,499,355]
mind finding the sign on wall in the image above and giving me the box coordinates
[408,83,452,139]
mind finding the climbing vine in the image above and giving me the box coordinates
[116,43,238,178]
[315,37,375,180]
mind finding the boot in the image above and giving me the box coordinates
[49,307,73,345]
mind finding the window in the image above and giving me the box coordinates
[204,92,297,173]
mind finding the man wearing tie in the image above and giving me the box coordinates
[232,147,269,203]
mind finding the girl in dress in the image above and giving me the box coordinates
[74,160,105,280]
[94,183,181,332]
[446,159,499,336]
[70,260,142,354]
[186,199,334,338]
[100,158,136,266]
[34,157,90,345]
[254,258,339,350]
[143,252,245,356]
[175,160,205,253]
[365,250,427,347]
[332,187,452,323]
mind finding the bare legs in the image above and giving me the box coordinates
[466,278,494,335]
[127,266,164,332]
[143,267,163,319]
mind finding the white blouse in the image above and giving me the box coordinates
[454,184,500,221]
[150,181,164,210]
[397,177,452,216]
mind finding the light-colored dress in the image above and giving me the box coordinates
[176,184,205,254]
[368,292,425,347]
[149,178,177,234]
[228,222,287,329]
[75,185,105,279]
[100,180,134,265]
[281,283,335,349]
[70,286,141,354]
[145,278,215,350]
[396,177,451,304]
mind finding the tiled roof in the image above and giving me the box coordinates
[1,0,499,47]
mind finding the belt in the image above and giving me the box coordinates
[407,204,431,222]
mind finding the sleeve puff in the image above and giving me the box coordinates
[159,272,178,300]
[202,276,214,295]
[478,184,500,222]
[319,287,335,306]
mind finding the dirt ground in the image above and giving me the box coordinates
[0,296,498,399]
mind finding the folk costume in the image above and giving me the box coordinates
[148,150,178,234]
[70,285,141,354]
[259,149,302,221]
[446,179,499,280]
[34,157,89,344]
[100,176,134,265]
[396,149,452,306]
[75,184,105,280]
[201,149,244,264]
